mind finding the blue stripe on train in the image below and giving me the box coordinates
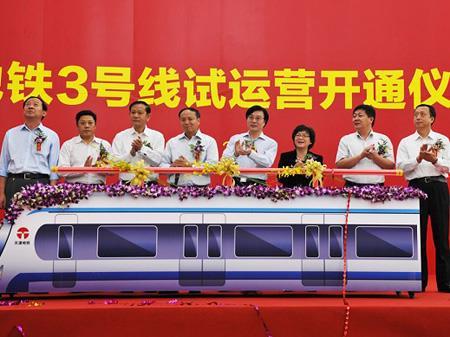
[6,271,421,292]
[28,207,420,215]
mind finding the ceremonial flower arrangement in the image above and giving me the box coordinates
[5,183,426,225]
[190,140,204,161]
[432,138,445,152]
[33,130,47,152]
[376,139,389,157]
[96,142,110,166]
[242,139,256,152]
[142,140,153,150]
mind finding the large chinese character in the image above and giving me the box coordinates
[57,65,88,105]
[319,70,360,109]
[274,68,315,109]
[363,69,405,109]
[229,69,270,108]
[408,68,450,108]
[7,61,53,103]
[138,67,181,108]
[184,68,226,108]
[7,61,25,103]
[91,66,135,107]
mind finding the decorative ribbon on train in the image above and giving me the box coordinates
[277,159,327,187]
[342,191,352,337]
[194,158,241,185]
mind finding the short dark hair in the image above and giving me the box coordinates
[415,104,436,123]
[23,96,48,112]
[246,105,269,126]
[129,100,151,114]
[76,110,97,124]
[291,124,316,150]
[353,104,376,127]
[178,107,200,119]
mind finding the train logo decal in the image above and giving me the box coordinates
[16,227,30,240]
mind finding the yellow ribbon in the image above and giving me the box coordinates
[194,158,240,185]
[278,159,326,187]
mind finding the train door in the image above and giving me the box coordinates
[53,214,77,288]
[324,215,345,286]
[179,214,225,287]
[203,214,225,286]
[301,214,324,286]
[179,214,202,286]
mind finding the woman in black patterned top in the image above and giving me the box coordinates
[277,124,323,187]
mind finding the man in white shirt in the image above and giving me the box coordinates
[58,110,111,184]
[397,104,450,292]
[161,107,218,186]
[222,105,277,186]
[112,101,164,183]
[335,104,395,186]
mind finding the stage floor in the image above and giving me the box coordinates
[1,281,449,337]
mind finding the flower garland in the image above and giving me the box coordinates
[278,159,327,186]
[5,183,426,225]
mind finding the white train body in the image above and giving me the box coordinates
[0,193,421,293]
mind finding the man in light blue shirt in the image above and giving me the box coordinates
[222,105,278,185]
[0,96,60,209]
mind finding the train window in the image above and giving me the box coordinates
[97,226,157,258]
[305,226,319,258]
[356,227,413,258]
[207,225,222,258]
[235,226,292,257]
[184,225,198,258]
[58,226,73,259]
[329,226,343,258]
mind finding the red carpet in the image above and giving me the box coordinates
[1,282,449,337]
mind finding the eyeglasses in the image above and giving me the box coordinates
[247,116,264,122]
[295,133,310,138]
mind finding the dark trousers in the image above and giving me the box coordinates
[409,179,450,291]
[233,177,266,187]
[5,176,50,209]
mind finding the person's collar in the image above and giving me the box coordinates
[181,129,202,140]
[414,129,435,140]
[22,122,44,132]
[75,135,99,144]
[131,126,148,136]
[245,131,265,140]
[356,129,373,139]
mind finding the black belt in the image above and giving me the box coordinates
[409,176,447,184]
[8,172,50,180]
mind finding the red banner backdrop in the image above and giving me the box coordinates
[0,0,449,269]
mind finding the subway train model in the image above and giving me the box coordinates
[0,192,421,295]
